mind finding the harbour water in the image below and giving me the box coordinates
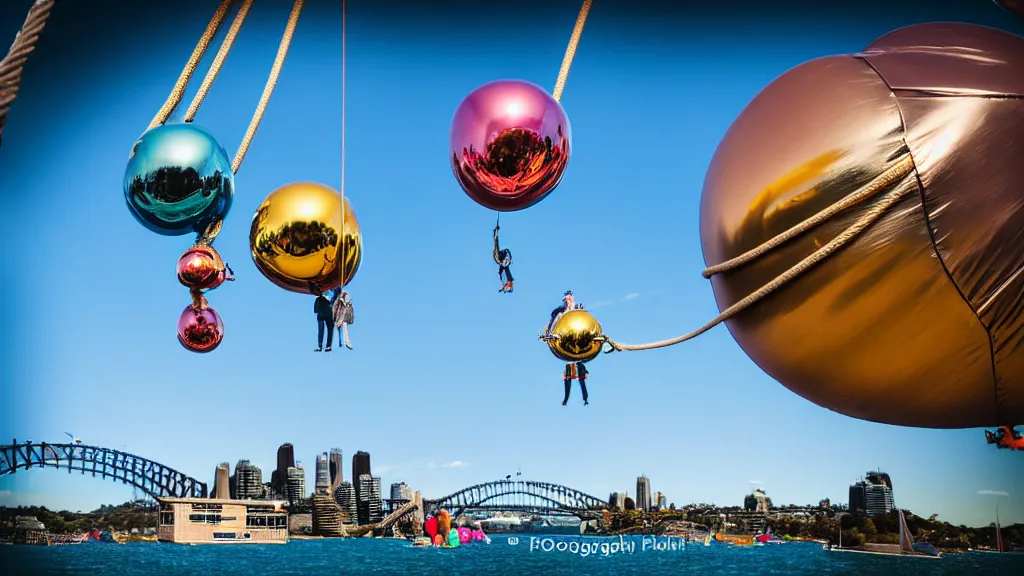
[2,536,1022,576]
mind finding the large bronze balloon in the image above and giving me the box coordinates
[699,23,1024,429]
[546,310,605,363]
[249,182,362,295]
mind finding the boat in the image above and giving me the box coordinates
[828,510,940,558]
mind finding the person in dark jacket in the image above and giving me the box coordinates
[313,288,334,352]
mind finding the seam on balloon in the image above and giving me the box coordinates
[859,54,1001,423]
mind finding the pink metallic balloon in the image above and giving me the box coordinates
[177,304,224,353]
[176,245,227,290]
[450,80,571,212]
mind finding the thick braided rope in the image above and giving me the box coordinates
[551,0,593,102]
[0,0,56,143]
[603,156,916,352]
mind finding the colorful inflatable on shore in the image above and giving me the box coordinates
[418,510,491,548]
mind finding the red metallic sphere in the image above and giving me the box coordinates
[450,80,571,212]
[177,304,224,353]
[176,245,227,290]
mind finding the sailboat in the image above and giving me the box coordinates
[898,509,941,558]
[996,508,1005,553]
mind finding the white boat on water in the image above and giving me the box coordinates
[827,509,940,558]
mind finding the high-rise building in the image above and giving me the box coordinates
[334,481,357,524]
[658,494,668,509]
[608,492,619,509]
[636,476,652,512]
[850,471,894,517]
[352,451,371,506]
[864,483,894,517]
[287,465,306,504]
[390,482,413,501]
[615,493,625,509]
[329,448,344,493]
[654,491,664,510]
[273,443,295,499]
[358,474,382,525]
[214,463,230,499]
[849,481,867,514]
[315,452,331,494]
[230,460,262,500]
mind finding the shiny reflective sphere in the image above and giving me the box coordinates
[176,245,227,290]
[249,182,362,295]
[547,310,604,363]
[450,80,571,212]
[699,23,1024,429]
[177,304,225,353]
[994,0,1024,20]
[124,123,234,236]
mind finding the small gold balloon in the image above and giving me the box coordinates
[547,310,604,363]
[249,182,362,295]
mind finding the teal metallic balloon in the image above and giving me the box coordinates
[123,123,234,236]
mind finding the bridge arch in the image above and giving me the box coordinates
[0,441,207,500]
[425,480,607,518]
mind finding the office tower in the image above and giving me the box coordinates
[273,443,295,499]
[315,452,331,494]
[214,463,230,499]
[864,482,894,516]
[230,460,263,500]
[608,492,619,509]
[658,494,668,510]
[850,471,894,516]
[849,481,867,514]
[654,491,663,510]
[636,476,652,512]
[358,474,382,524]
[390,482,413,501]
[329,448,344,493]
[615,493,625,509]
[352,451,371,505]
[287,466,306,504]
[334,481,357,524]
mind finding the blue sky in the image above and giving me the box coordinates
[0,0,1021,527]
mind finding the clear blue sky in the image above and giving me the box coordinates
[0,0,1021,527]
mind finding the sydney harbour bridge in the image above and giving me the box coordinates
[0,440,609,519]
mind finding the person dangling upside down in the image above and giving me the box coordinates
[563,361,589,406]
[493,225,514,293]
[985,426,1024,450]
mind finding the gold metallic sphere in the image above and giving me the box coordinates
[547,310,604,363]
[249,182,362,295]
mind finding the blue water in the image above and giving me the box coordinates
[2,537,1022,575]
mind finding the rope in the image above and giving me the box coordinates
[184,0,255,122]
[339,0,347,292]
[701,156,914,278]
[147,0,233,130]
[197,0,306,245]
[601,156,916,353]
[551,0,593,102]
[0,0,56,143]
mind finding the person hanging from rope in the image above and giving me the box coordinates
[332,288,354,350]
[311,282,334,353]
[985,425,1024,450]
[562,361,589,406]
[493,224,514,293]
[542,290,577,339]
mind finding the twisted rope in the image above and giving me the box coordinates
[552,0,593,102]
[602,156,916,353]
[0,0,56,145]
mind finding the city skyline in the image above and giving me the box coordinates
[0,0,1021,529]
